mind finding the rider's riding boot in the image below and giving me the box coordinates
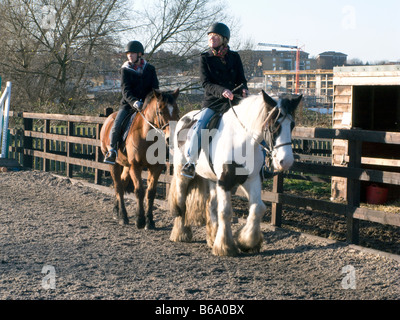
[104,108,130,164]
[181,162,196,179]
[104,149,118,165]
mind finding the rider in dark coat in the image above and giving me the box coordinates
[181,22,249,178]
[104,41,159,164]
[200,43,248,111]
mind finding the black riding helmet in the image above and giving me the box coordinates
[207,22,230,41]
[125,40,144,54]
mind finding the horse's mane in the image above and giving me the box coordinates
[142,91,156,110]
[142,90,177,110]
[234,92,299,119]
[231,94,269,130]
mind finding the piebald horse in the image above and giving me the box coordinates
[100,89,180,228]
[169,91,301,256]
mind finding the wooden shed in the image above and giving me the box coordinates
[331,65,400,201]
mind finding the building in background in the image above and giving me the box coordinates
[260,50,316,71]
[256,50,347,71]
[263,69,334,107]
[317,51,348,69]
[245,50,348,107]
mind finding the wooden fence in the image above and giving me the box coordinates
[7,111,400,244]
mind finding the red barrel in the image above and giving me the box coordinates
[366,184,388,205]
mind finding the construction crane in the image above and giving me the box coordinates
[258,42,301,94]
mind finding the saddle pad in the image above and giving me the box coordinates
[122,112,137,142]
[177,112,224,150]
[177,117,197,150]
[206,112,223,131]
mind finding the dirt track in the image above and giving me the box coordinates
[0,170,399,300]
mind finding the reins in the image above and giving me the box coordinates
[262,107,293,150]
[192,84,245,117]
[230,98,293,175]
[136,101,169,138]
[230,100,291,155]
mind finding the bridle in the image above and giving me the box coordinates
[262,106,294,154]
[137,100,174,138]
[155,102,172,131]
[231,100,294,173]
[232,102,293,151]
[261,106,294,175]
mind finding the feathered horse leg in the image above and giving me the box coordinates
[235,177,266,253]
[212,185,238,257]
[169,166,192,242]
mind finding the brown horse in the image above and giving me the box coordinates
[100,89,180,228]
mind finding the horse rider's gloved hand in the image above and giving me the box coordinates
[133,100,144,111]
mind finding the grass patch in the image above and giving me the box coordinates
[284,179,331,197]
[262,177,331,199]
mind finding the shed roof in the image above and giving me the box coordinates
[333,65,400,86]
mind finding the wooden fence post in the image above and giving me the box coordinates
[346,138,362,244]
[66,121,74,178]
[94,123,102,185]
[43,119,50,172]
[23,117,33,169]
[271,172,284,227]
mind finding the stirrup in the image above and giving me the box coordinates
[104,149,117,165]
[181,162,196,179]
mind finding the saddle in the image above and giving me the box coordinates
[177,110,225,151]
[206,112,224,131]
[116,110,138,152]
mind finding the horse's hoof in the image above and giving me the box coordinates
[170,229,193,242]
[118,218,129,226]
[136,218,146,229]
[145,222,156,230]
[212,239,239,256]
[112,210,118,220]
[235,229,263,253]
[212,245,239,257]
[237,244,262,254]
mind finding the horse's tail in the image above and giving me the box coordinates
[185,175,209,226]
[124,178,135,194]
[100,112,116,155]
[169,167,208,226]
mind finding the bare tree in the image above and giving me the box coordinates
[0,0,129,111]
[136,0,227,58]
[0,0,239,111]
[127,0,234,91]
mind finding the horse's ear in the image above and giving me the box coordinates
[153,89,161,99]
[172,88,180,100]
[295,94,303,105]
[262,90,277,108]
[292,94,303,112]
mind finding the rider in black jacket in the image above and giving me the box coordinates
[181,22,249,178]
[104,41,159,164]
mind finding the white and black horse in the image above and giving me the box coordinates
[169,91,302,256]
